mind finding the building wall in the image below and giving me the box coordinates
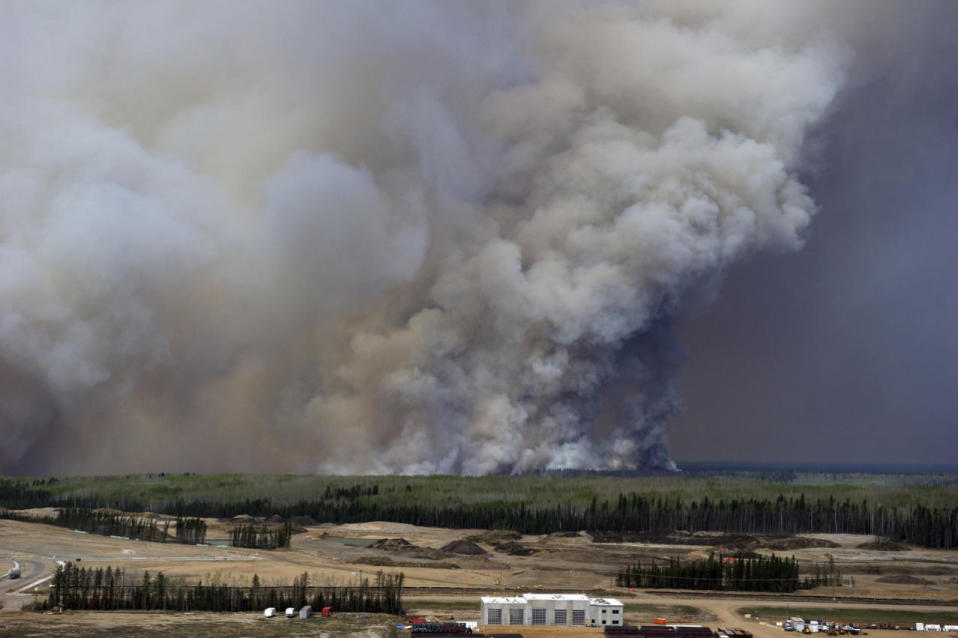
[587,603,624,627]
[481,597,619,626]
[526,599,589,626]
[481,601,527,625]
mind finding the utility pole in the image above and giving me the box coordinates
[827,554,836,601]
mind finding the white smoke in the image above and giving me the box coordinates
[0,1,859,474]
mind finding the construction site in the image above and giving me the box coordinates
[1,511,957,637]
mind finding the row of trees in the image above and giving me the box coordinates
[0,507,209,545]
[230,522,293,549]
[2,481,956,549]
[55,508,170,542]
[154,494,958,549]
[617,553,803,592]
[174,515,207,544]
[37,563,404,614]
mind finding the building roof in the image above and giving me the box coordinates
[589,597,624,606]
[481,596,528,605]
[482,593,621,606]
[523,593,590,601]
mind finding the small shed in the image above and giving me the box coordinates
[264,607,276,618]
[299,605,313,619]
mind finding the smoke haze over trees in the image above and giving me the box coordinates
[1,1,953,475]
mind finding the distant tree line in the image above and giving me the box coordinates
[0,506,206,545]
[2,480,955,549]
[230,522,292,549]
[55,507,171,542]
[34,562,403,614]
[617,552,803,592]
[161,494,958,549]
[615,552,841,592]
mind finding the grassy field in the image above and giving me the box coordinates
[627,603,714,621]
[404,599,477,611]
[0,612,405,638]
[5,472,958,510]
[737,607,958,625]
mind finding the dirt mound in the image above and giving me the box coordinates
[356,556,460,569]
[550,531,581,538]
[440,540,487,555]
[467,529,522,543]
[371,538,415,551]
[876,574,930,585]
[589,531,757,548]
[291,515,317,526]
[762,536,840,550]
[267,514,285,523]
[494,541,536,556]
[858,539,909,551]
[410,548,453,560]
[586,531,837,551]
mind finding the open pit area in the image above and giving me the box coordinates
[1,514,957,637]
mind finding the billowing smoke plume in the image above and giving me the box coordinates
[1,1,863,474]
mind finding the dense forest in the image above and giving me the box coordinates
[1,479,955,549]
[35,562,404,614]
[615,552,838,592]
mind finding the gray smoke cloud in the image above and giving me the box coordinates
[0,1,880,474]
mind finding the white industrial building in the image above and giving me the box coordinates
[480,593,624,627]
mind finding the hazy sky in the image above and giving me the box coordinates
[671,5,958,465]
[1,1,955,475]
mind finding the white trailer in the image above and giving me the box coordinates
[264,607,276,618]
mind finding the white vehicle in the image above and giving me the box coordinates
[264,607,276,618]
[285,607,296,618]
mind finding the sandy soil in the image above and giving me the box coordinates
[1,516,957,635]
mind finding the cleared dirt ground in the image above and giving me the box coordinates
[1,516,957,636]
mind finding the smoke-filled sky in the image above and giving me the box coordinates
[1,1,955,476]
[670,2,958,467]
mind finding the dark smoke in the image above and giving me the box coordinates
[0,1,919,474]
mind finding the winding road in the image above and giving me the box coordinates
[0,557,56,610]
